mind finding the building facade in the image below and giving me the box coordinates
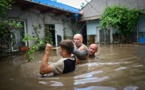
[80,0,145,44]
[6,0,81,51]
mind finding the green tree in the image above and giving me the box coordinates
[0,0,22,58]
[99,6,144,43]
[0,0,13,18]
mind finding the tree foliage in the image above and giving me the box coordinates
[99,6,144,43]
[22,24,44,62]
[22,24,53,62]
[0,0,22,58]
[0,0,13,18]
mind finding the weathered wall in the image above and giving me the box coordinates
[81,0,145,21]
[7,6,74,47]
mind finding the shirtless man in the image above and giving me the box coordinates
[88,44,98,59]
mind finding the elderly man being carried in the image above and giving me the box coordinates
[73,34,88,61]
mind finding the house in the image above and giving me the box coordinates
[79,0,145,44]
[6,0,82,52]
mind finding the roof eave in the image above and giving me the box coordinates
[25,0,80,14]
[79,15,100,22]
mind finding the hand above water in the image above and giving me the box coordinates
[45,43,51,55]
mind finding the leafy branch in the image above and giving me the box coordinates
[22,24,44,62]
[99,6,144,43]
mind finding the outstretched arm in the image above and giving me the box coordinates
[73,46,88,60]
[40,44,52,75]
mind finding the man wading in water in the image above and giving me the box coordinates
[40,39,77,75]
[72,34,98,62]
[73,34,88,62]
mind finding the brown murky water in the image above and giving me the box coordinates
[0,44,145,90]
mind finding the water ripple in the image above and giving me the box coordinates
[124,86,138,90]
[39,81,48,84]
[74,86,116,90]
[74,76,109,85]
[114,67,126,71]
[73,71,103,79]
[50,81,63,86]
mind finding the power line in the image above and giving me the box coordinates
[78,19,89,33]
[84,0,100,14]
[78,0,100,33]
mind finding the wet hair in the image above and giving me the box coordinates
[59,39,74,54]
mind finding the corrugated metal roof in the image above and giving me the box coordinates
[25,0,80,14]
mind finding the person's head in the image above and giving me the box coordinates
[59,39,74,57]
[73,34,83,48]
[88,44,98,57]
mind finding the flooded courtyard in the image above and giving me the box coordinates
[0,44,145,90]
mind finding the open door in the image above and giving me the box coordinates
[45,24,56,46]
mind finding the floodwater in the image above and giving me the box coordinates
[0,44,145,90]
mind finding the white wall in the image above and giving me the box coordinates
[87,20,99,35]
[7,6,73,47]
[87,20,100,43]
[55,24,63,46]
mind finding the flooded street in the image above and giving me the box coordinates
[0,44,145,90]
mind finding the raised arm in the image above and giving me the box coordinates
[39,44,52,75]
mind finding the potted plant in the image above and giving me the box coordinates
[19,46,29,52]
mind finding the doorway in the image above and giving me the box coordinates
[45,24,56,46]
[99,29,110,43]
[57,35,61,46]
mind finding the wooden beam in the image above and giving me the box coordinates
[79,15,100,22]
[21,3,35,10]
[40,8,53,14]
